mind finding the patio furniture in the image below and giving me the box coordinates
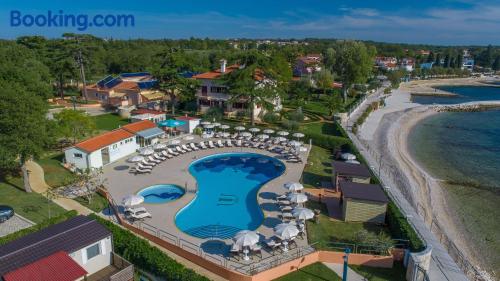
[190,143,200,151]
[127,210,152,221]
[135,167,151,174]
[147,156,161,164]
[140,159,155,167]
[137,163,154,171]
[160,150,173,158]
[208,141,216,148]
[217,140,224,148]
[235,140,242,146]
[125,207,147,214]
[153,153,166,161]
[181,144,192,152]
[250,245,262,259]
[229,248,241,261]
[199,142,208,149]
[167,148,179,156]
[226,140,233,147]
[264,239,282,254]
[280,206,293,212]
[175,146,186,153]
[279,212,294,221]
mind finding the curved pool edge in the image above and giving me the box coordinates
[173,152,287,239]
[137,184,187,205]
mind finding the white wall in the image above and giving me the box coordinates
[88,150,103,169]
[108,137,138,163]
[64,148,90,170]
[69,236,112,276]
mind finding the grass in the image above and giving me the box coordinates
[92,113,129,131]
[0,177,66,223]
[274,262,341,281]
[299,122,343,137]
[305,201,389,249]
[74,193,109,213]
[302,145,332,188]
[350,262,406,281]
[37,152,76,187]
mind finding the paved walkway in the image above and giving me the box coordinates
[0,214,34,237]
[25,160,92,215]
[323,262,367,281]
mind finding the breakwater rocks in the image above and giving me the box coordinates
[432,103,500,112]
[411,92,458,97]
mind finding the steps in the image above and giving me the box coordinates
[184,224,242,239]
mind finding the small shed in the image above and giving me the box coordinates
[332,161,371,192]
[176,116,201,133]
[339,180,388,224]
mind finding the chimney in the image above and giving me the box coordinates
[220,59,227,73]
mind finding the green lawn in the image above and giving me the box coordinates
[0,178,66,223]
[37,152,76,187]
[306,201,389,249]
[274,262,341,281]
[74,193,109,213]
[92,113,129,131]
[300,122,343,137]
[302,145,332,188]
[350,262,406,281]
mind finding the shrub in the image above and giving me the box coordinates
[354,230,394,255]
[193,127,203,136]
[303,132,350,150]
[262,112,280,124]
[203,107,223,121]
[288,108,305,122]
[0,210,78,245]
[282,120,300,131]
[90,215,209,281]
[386,202,425,252]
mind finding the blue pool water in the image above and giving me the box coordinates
[138,184,185,204]
[175,153,285,239]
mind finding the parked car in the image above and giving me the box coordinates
[0,205,14,223]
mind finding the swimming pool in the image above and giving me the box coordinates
[175,153,285,239]
[138,184,185,204]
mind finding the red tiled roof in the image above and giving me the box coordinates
[176,116,200,121]
[192,64,240,80]
[3,251,87,281]
[131,109,164,116]
[121,120,157,133]
[75,129,134,153]
[113,81,139,90]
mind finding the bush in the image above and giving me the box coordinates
[303,132,350,150]
[282,120,300,131]
[262,112,280,124]
[0,210,78,245]
[386,202,425,252]
[288,108,305,122]
[90,215,209,281]
[203,107,223,121]
[193,127,203,136]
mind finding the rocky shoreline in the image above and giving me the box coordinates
[432,101,500,112]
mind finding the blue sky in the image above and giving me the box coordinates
[1,0,500,45]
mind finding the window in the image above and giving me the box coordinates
[73,153,83,158]
[112,144,118,149]
[210,86,226,93]
[86,243,101,260]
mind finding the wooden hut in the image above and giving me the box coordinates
[339,180,388,224]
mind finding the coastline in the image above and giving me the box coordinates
[359,78,499,279]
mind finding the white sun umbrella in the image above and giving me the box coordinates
[240,132,252,138]
[289,140,301,147]
[139,147,154,156]
[288,193,308,204]
[234,126,246,131]
[292,207,315,221]
[233,230,260,260]
[277,131,289,137]
[220,124,230,132]
[341,153,356,161]
[292,132,305,140]
[248,127,260,134]
[203,124,215,129]
[212,122,221,127]
[276,136,287,142]
[200,121,211,126]
[263,129,275,134]
[153,143,167,150]
[127,155,144,163]
[220,132,230,138]
[257,134,269,140]
[183,135,194,141]
[284,182,303,192]
[170,139,181,145]
[274,223,299,251]
[122,194,144,206]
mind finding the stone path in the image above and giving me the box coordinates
[0,214,34,237]
[323,262,367,281]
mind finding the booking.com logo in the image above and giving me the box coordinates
[10,10,135,31]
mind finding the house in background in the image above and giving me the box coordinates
[339,180,389,224]
[0,215,133,281]
[130,108,166,124]
[84,72,164,107]
[332,161,372,192]
[293,54,322,77]
[193,59,282,119]
[64,120,164,170]
[375,56,398,71]
[175,115,201,133]
[400,58,415,72]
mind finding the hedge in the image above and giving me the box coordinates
[386,202,425,252]
[0,210,78,245]
[90,215,210,281]
[304,132,350,150]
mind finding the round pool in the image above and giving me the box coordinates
[138,184,185,204]
[175,153,285,239]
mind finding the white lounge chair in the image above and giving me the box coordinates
[226,140,233,147]
[140,159,155,167]
[199,142,208,149]
[235,140,242,147]
[161,150,173,158]
[182,144,192,152]
[231,133,238,139]
[148,156,161,164]
[216,140,224,148]
[167,148,179,156]
[125,207,147,214]
[190,143,200,151]
[175,146,186,153]
[127,210,152,221]
[135,167,151,174]
[137,163,153,170]
[208,141,216,148]
[153,153,166,161]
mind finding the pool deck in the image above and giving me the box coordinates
[103,136,311,267]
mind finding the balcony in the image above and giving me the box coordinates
[86,253,134,281]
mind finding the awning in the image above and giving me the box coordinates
[136,127,164,139]
[158,119,186,128]
[3,251,87,281]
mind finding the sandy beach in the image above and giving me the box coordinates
[357,77,499,280]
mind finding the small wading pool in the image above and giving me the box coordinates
[137,184,185,204]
